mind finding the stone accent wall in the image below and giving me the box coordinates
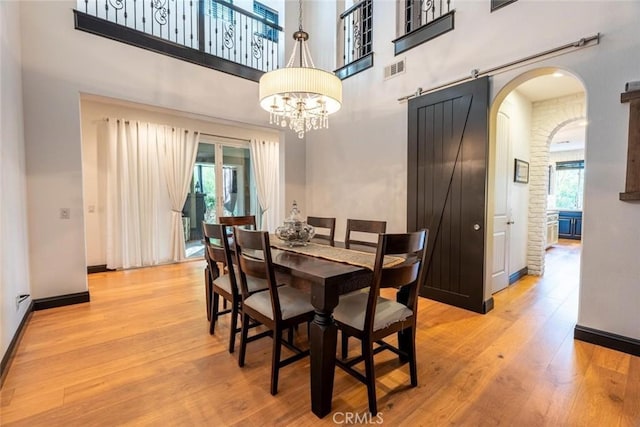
[528,93,585,275]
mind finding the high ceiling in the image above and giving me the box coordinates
[549,120,587,152]
[515,74,584,102]
[515,74,586,152]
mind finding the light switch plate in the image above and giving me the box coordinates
[60,208,70,219]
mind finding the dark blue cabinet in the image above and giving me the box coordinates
[558,211,582,240]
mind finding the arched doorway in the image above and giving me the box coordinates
[487,68,586,294]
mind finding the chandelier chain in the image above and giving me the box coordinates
[258,0,342,139]
[298,0,303,31]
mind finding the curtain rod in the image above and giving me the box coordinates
[397,33,600,102]
[199,132,251,143]
[103,117,188,132]
[103,119,251,141]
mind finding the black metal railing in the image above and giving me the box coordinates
[75,0,282,75]
[405,0,452,34]
[340,0,372,68]
[202,0,280,73]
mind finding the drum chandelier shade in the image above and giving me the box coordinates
[258,0,342,139]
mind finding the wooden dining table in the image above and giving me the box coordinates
[269,247,373,418]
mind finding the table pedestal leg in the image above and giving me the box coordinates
[310,309,337,418]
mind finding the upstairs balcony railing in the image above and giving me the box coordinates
[405,0,452,33]
[75,0,283,81]
[393,0,455,55]
[335,0,373,80]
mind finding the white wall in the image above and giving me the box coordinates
[305,1,640,340]
[18,0,296,300]
[1,1,31,360]
[81,96,281,266]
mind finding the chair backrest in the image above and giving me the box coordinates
[364,229,429,333]
[233,228,283,321]
[218,215,256,228]
[219,215,257,246]
[307,216,336,246]
[344,219,387,250]
[202,222,227,277]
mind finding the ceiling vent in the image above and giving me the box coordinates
[384,59,405,80]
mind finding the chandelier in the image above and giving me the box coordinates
[258,0,342,139]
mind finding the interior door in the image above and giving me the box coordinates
[407,77,490,313]
[491,111,511,293]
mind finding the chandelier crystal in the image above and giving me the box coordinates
[258,0,342,139]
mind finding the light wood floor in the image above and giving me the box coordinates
[2,240,639,426]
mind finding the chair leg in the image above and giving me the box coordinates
[205,268,212,321]
[238,313,250,367]
[362,340,377,415]
[209,292,219,335]
[287,326,294,344]
[228,301,239,354]
[341,331,349,359]
[408,327,418,387]
[271,328,282,395]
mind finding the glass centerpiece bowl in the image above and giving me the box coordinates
[275,201,315,247]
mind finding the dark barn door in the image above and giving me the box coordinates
[407,77,490,313]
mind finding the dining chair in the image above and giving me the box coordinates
[333,229,429,415]
[202,221,267,354]
[203,215,256,323]
[344,219,387,251]
[234,227,315,395]
[307,216,336,246]
[217,215,257,309]
[202,221,225,324]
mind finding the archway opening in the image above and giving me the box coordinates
[487,68,586,301]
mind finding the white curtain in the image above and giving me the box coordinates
[106,120,164,269]
[250,139,280,231]
[105,119,197,269]
[160,127,199,262]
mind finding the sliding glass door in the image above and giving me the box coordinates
[183,138,258,258]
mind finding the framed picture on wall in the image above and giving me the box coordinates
[514,159,529,183]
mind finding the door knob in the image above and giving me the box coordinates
[507,220,515,225]
[473,224,481,231]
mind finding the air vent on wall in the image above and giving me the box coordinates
[384,59,405,80]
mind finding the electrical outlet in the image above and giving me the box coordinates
[16,294,30,310]
[60,208,70,219]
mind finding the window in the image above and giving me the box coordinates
[554,160,585,210]
[183,140,259,258]
[209,0,234,22]
[253,1,279,42]
[339,0,373,64]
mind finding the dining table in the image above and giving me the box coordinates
[268,240,407,418]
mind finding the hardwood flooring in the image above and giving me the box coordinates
[1,240,639,426]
